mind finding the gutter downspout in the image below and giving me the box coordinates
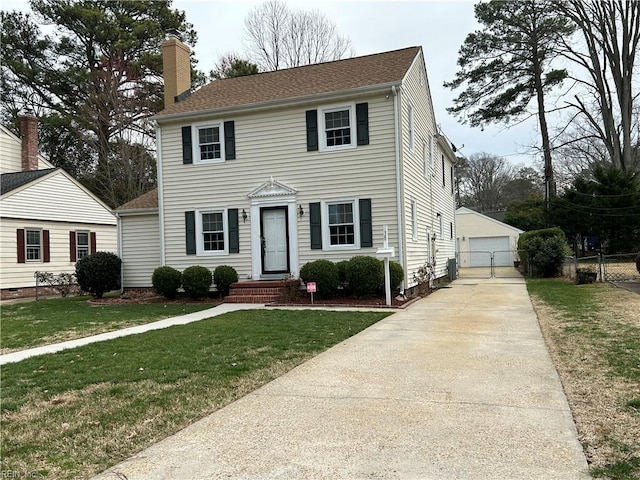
[392,85,405,293]
[116,212,123,293]
[156,123,166,265]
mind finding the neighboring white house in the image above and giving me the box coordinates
[118,38,458,294]
[455,207,524,267]
[0,117,117,298]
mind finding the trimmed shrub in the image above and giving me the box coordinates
[299,259,339,298]
[75,251,121,298]
[518,227,568,276]
[152,266,182,299]
[526,235,568,277]
[336,260,350,288]
[213,265,239,297]
[182,265,212,298]
[388,261,404,292]
[346,256,383,298]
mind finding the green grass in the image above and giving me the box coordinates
[1,296,213,351]
[0,308,390,479]
[527,279,640,480]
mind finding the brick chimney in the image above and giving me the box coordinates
[19,113,39,171]
[162,34,191,108]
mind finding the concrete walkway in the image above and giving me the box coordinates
[94,276,590,479]
[0,303,263,365]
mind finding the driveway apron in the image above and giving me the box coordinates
[94,276,590,479]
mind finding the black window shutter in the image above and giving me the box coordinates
[309,202,322,250]
[182,126,192,164]
[224,121,236,160]
[306,110,318,152]
[228,209,239,253]
[356,103,369,146]
[185,211,196,255]
[359,198,373,247]
[70,231,76,262]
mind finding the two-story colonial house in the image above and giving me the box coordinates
[0,116,117,299]
[117,36,457,295]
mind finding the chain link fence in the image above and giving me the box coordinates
[563,253,639,283]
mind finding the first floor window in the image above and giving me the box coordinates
[197,125,221,161]
[76,231,90,260]
[328,202,355,245]
[26,229,41,261]
[202,212,225,251]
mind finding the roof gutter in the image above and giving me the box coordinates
[153,81,403,124]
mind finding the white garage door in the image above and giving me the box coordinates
[469,236,510,267]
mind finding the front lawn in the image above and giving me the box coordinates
[1,296,214,352]
[0,309,390,479]
[528,279,640,480]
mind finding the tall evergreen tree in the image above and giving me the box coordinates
[445,0,574,206]
[1,0,198,206]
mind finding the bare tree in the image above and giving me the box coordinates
[558,0,640,172]
[457,153,516,212]
[243,0,353,71]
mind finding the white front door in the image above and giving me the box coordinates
[261,207,289,273]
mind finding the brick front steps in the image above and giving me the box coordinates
[225,280,298,304]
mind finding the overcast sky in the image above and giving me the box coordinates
[4,0,540,166]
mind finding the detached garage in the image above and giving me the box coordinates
[456,207,524,268]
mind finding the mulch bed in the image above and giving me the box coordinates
[90,289,418,308]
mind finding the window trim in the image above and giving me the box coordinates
[25,228,42,262]
[195,208,229,256]
[441,154,446,188]
[321,199,361,251]
[319,103,356,152]
[410,199,418,241]
[76,231,90,261]
[192,121,225,164]
[408,103,415,151]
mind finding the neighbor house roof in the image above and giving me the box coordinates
[157,46,422,119]
[1,168,57,195]
[115,187,158,212]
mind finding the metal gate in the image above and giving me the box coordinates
[458,250,524,279]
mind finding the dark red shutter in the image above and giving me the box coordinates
[17,229,25,263]
[90,232,97,253]
[43,230,50,263]
[70,231,77,262]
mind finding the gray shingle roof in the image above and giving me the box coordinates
[1,168,57,195]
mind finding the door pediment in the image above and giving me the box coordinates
[248,176,297,199]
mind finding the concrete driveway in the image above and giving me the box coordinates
[94,276,589,480]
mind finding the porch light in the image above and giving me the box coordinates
[298,205,304,218]
[242,209,248,223]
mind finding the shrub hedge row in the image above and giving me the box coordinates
[299,256,404,298]
[151,265,238,299]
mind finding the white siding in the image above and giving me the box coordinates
[0,126,54,173]
[0,218,117,289]
[399,54,457,286]
[2,171,116,225]
[159,94,400,279]
[120,213,161,288]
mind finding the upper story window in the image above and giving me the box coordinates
[182,121,235,165]
[320,104,356,151]
[26,229,41,261]
[450,165,455,195]
[441,154,446,188]
[76,231,90,260]
[195,123,223,162]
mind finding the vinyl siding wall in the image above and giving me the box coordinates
[159,93,399,279]
[0,128,22,173]
[119,213,161,287]
[0,218,117,289]
[2,172,117,225]
[399,55,457,286]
